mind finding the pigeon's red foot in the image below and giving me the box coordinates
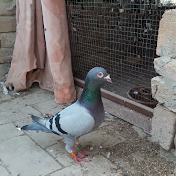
[70,152,89,165]
[72,144,89,157]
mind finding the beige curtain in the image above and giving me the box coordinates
[5,0,76,104]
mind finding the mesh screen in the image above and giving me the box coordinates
[66,0,176,108]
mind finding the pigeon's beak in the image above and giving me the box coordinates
[104,74,112,83]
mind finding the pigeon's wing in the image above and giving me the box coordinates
[46,102,95,137]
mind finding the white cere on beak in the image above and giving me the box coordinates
[104,74,112,83]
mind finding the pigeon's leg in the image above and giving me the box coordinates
[72,137,90,158]
[72,145,87,158]
[64,136,89,165]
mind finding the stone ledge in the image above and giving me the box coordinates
[156,9,176,58]
[152,76,176,113]
[154,56,176,81]
[152,104,176,150]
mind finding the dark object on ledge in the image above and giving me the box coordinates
[127,87,158,108]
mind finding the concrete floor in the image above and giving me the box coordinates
[0,83,175,176]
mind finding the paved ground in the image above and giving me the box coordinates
[0,83,176,176]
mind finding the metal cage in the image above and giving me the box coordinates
[66,0,176,111]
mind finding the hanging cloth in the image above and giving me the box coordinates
[5,0,76,104]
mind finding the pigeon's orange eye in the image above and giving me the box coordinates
[97,72,104,78]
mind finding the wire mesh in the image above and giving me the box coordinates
[66,0,176,108]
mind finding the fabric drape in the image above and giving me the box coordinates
[5,0,76,104]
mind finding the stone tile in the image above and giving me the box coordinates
[0,166,10,176]
[0,94,12,102]
[0,136,62,176]
[0,91,54,112]
[0,123,23,143]
[31,99,64,115]
[51,165,82,176]
[46,141,74,167]
[79,127,126,154]
[30,83,55,99]
[25,131,62,149]
[0,64,10,82]
[51,155,117,176]
[0,98,26,111]
[15,118,62,149]
[0,106,41,125]
[23,89,54,104]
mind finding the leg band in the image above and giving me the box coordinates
[70,152,76,157]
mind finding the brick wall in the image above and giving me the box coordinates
[0,0,16,81]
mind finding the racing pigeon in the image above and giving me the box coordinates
[20,67,112,164]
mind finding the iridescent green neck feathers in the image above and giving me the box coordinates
[78,79,101,106]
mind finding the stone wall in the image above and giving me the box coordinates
[151,9,176,150]
[0,0,16,81]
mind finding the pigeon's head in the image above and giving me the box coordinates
[86,67,112,86]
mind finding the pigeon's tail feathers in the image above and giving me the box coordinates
[21,115,51,133]
[21,124,51,133]
[31,115,46,126]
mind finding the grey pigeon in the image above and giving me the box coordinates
[20,67,112,164]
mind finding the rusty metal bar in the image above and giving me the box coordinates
[74,77,153,118]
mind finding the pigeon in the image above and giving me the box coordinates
[20,67,112,164]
